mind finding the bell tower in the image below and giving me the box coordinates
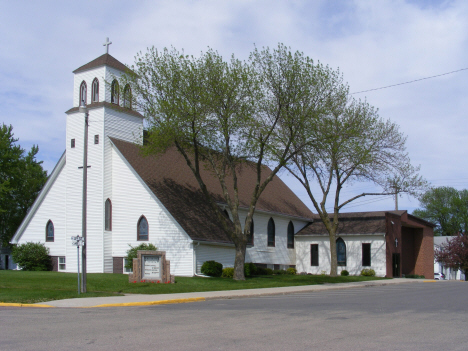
[64,41,144,273]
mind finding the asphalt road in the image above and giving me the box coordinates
[1,281,467,351]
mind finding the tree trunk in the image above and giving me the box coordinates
[329,231,337,276]
[233,239,247,280]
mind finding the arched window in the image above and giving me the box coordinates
[287,221,294,249]
[79,81,87,106]
[337,237,347,266]
[137,216,148,241]
[46,220,54,242]
[105,199,112,231]
[267,218,275,247]
[123,84,131,108]
[111,80,119,105]
[92,78,99,102]
[246,219,254,246]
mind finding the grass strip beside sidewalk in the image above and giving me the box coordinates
[0,270,384,304]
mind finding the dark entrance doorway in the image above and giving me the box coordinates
[392,253,400,277]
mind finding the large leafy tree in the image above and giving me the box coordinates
[285,96,427,276]
[122,44,342,280]
[412,187,468,236]
[0,124,48,247]
[435,233,468,281]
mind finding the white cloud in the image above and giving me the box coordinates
[1,0,467,214]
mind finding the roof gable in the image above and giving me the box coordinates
[73,54,130,74]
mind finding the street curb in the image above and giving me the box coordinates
[203,279,423,300]
[89,297,206,308]
[1,278,437,308]
[0,303,55,308]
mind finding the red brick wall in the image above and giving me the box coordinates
[50,256,58,271]
[113,257,124,274]
[402,215,434,279]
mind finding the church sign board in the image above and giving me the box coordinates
[129,250,174,283]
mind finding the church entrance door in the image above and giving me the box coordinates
[392,253,400,277]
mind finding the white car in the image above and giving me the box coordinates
[434,272,445,280]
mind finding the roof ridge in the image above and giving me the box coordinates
[73,53,130,74]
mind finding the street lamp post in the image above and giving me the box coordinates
[79,101,89,293]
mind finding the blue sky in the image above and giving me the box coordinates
[1,0,467,213]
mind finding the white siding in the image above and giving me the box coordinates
[16,162,67,258]
[295,235,386,276]
[244,211,308,266]
[65,106,105,273]
[195,244,236,273]
[111,145,194,276]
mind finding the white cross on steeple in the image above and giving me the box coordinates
[103,37,112,54]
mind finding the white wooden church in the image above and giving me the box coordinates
[11,48,434,278]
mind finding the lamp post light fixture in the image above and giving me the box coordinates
[79,100,89,293]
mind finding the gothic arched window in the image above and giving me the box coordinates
[267,218,275,247]
[46,220,54,242]
[337,237,347,266]
[105,199,112,231]
[123,84,131,108]
[79,81,87,106]
[137,216,148,241]
[92,78,99,102]
[287,221,294,249]
[111,80,119,105]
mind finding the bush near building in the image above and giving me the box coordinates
[12,242,51,271]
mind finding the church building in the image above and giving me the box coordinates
[11,48,434,278]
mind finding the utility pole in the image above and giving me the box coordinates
[79,101,89,293]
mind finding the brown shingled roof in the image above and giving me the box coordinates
[110,138,314,243]
[73,54,130,74]
[296,211,393,236]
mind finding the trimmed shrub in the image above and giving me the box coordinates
[244,262,257,277]
[255,267,268,276]
[341,270,349,276]
[12,242,51,271]
[201,260,223,277]
[222,267,234,278]
[273,269,286,275]
[360,268,376,277]
[286,267,297,275]
[125,243,157,270]
[265,268,274,275]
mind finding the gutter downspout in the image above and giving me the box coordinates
[193,241,209,277]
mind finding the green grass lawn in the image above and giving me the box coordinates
[0,270,385,304]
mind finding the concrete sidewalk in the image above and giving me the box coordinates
[5,278,432,308]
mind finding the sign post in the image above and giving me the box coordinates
[71,236,85,294]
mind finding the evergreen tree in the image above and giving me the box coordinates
[0,124,48,247]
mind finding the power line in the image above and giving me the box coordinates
[351,67,468,94]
